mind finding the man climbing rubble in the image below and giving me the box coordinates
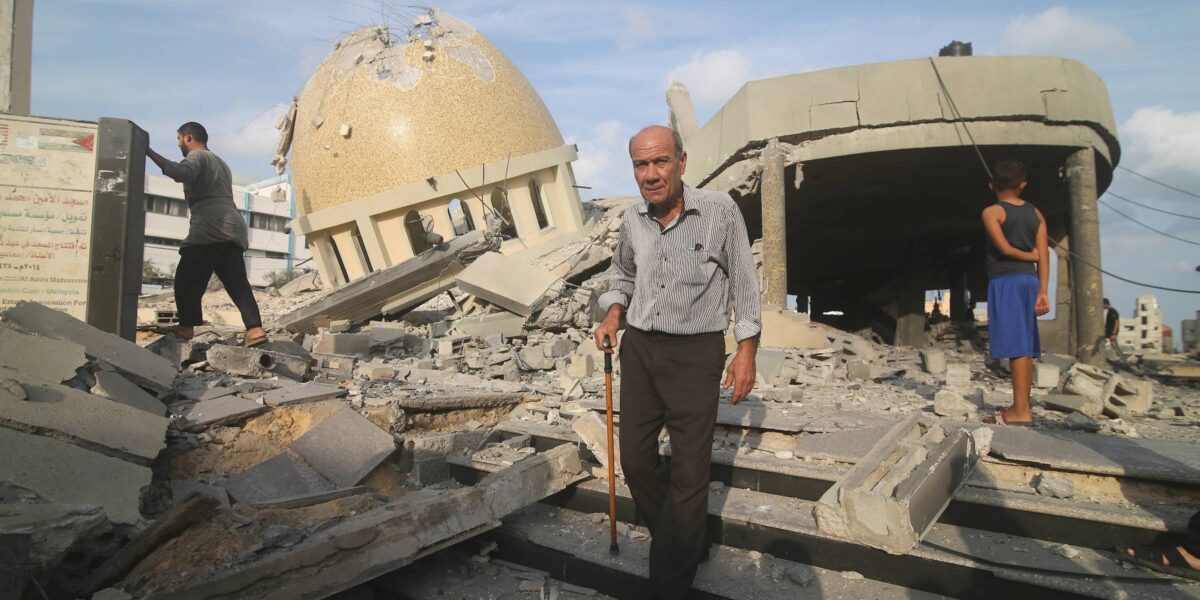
[592,125,760,599]
[146,122,268,347]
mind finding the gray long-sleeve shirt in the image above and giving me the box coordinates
[159,149,249,250]
[598,186,761,342]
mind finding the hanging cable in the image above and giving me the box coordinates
[928,59,1200,294]
[1106,191,1200,221]
[1099,199,1200,246]
[1116,165,1200,200]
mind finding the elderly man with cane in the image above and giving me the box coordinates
[594,125,761,599]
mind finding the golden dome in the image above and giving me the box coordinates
[290,9,564,216]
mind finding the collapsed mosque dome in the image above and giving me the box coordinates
[290,8,564,216]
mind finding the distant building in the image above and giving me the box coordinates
[1116,295,1164,355]
[1162,324,1175,354]
[1182,311,1200,354]
[143,174,311,287]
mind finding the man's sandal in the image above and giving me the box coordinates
[1117,545,1200,581]
[244,334,268,348]
[984,411,1033,427]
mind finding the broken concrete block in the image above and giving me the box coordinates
[1063,364,1113,417]
[330,319,351,333]
[170,480,231,509]
[311,333,369,356]
[0,503,112,585]
[180,395,268,432]
[1063,411,1101,432]
[0,374,168,461]
[756,348,788,384]
[919,349,946,376]
[205,344,309,380]
[222,451,337,505]
[144,337,206,368]
[1034,363,1061,389]
[2,301,176,392]
[91,370,167,416]
[815,415,984,554]
[1034,472,1074,499]
[516,345,555,371]
[571,411,622,478]
[1039,393,1096,415]
[759,309,825,349]
[932,390,977,419]
[290,406,397,487]
[435,335,470,357]
[1040,353,1076,373]
[277,270,321,297]
[566,355,594,378]
[311,352,357,380]
[1102,376,1153,417]
[0,427,151,524]
[943,364,971,388]
[830,331,880,364]
[0,323,88,384]
[243,381,347,407]
[355,361,395,380]
[455,252,561,317]
[546,338,575,359]
[846,360,871,381]
[454,312,527,339]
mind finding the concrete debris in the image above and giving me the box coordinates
[846,359,871,381]
[205,344,310,380]
[289,405,397,487]
[221,451,337,505]
[571,410,622,478]
[1034,472,1075,499]
[311,332,369,355]
[919,349,946,376]
[276,270,321,297]
[1034,362,1061,389]
[91,370,167,416]
[943,363,971,388]
[179,394,269,431]
[1062,363,1154,418]
[815,414,985,554]
[2,301,176,392]
[760,309,826,349]
[455,251,562,317]
[0,323,88,384]
[242,381,348,406]
[932,389,977,419]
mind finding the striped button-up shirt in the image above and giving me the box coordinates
[599,186,761,341]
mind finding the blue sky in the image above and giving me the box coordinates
[31,1,1200,339]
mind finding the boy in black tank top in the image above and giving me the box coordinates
[980,160,1049,426]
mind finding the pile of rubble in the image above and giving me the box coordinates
[4,196,1199,599]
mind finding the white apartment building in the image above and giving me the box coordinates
[143,173,311,287]
[1117,294,1164,355]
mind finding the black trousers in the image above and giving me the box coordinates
[174,242,262,329]
[619,327,724,600]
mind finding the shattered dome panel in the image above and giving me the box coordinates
[290,8,564,216]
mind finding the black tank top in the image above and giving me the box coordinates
[985,201,1038,279]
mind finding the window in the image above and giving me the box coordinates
[405,210,433,255]
[447,198,474,235]
[145,194,188,217]
[249,212,289,232]
[264,251,288,259]
[145,235,182,247]
[529,179,553,230]
[489,188,518,238]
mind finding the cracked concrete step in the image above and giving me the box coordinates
[0,323,88,384]
[178,395,268,432]
[2,301,176,392]
[221,452,337,505]
[91,370,167,416]
[240,381,347,407]
[289,405,397,487]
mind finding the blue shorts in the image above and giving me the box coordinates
[987,273,1041,359]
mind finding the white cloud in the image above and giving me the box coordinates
[663,49,753,114]
[617,7,653,51]
[567,119,637,199]
[208,102,290,168]
[1120,106,1200,176]
[1006,7,1133,57]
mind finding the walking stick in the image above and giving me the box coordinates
[603,336,619,556]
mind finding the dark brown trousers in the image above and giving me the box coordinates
[619,327,724,600]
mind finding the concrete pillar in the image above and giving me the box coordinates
[1066,148,1104,366]
[948,267,968,322]
[0,0,32,115]
[1038,227,1074,355]
[665,81,699,147]
[760,138,788,309]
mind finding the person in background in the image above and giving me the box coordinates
[1104,298,1125,359]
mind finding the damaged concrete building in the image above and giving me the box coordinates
[275,9,587,290]
[673,53,1119,365]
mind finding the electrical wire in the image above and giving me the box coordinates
[1099,199,1200,246]
[1117,165,1200,200]
[1106,190,1200,221]
[928,59,1200,294]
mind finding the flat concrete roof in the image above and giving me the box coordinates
[684,56,1119,189]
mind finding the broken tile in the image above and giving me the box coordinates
[180,395,269,431]
[455,252,560,317]
[290,406,396,487]
[222,452,336,505]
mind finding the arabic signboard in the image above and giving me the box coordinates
[0,114,98,319]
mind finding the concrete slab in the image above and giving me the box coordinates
[986,427,1200,485]
[793,425,895,462]
[756,348,788,385]
[1033,363,1061,389]
[0,374,168,461]
[1,301,176,392]
[179,395,268,432]
[311,333,369,356]
[0,427,150,524]
[91,370,166,416]
[582,398,812,433]
[290,406,396,487]
[760,309,825,349]
[571,411,622,477]
[453,312,526,338]
[455,252,561,317]
[143,337,206,368]
[919,349,946,376]
[221,451,336,505]
[0,324,87,383]
[243,381,347,407]
[1038,393,1090,414]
